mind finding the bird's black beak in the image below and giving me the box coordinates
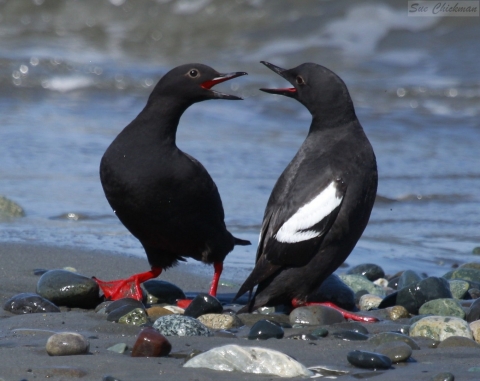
[201,72,247,100]
[259,61,297,98]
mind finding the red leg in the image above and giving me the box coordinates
[93,267,162,301]
[209,261,223,297]
[292,299,379,323]
[177,262,223,309]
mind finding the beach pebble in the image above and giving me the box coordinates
[146,306,174,320]
[346,350,392,370]
[153,315,212,336]
[359,294,383,311]
[197,313,243,330]
[397,269,423,289]
[106,299,146,322]
[46,332,89,356]
[285,333,318,341]
[248,319,284,340]
[184,293,223,318]
[468,288,480,299]
[131,327,171,357]
[468,320,480,343]
[448,280,470,299]
[0,195,25,217]
[339,274,386,297]
[443,268,480,283]
[430,372,455,381]
[374,341,412,363]
[437,336,479,348]
[118,308,148,326]
[183,344,313,377]
[418,298,465,319]
[256,306,276,315]
[304,275,354,311]
[3,293,60,314]
[397,276,452,314]
[332,330,368,341]
[461,262,480,270]
[311,327,329,338]
[346,263,385,281]
[466,298,480,322]
[368,332,420,350]
[289,305,344,325]
[163,305,185,314]
[103,376,124,381]
[37,269,101,309]
[237,313,291,327]
[410,316,473,341]
[142,279,185,304]
[388,305,409,320]
[388,276,400,290]
[373,278,389,288]
[107,343,128,354]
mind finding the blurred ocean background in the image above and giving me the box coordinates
[0,0,479,280]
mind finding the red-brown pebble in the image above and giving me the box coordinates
[131,327,171,357]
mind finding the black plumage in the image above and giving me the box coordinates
[235,62,377,311]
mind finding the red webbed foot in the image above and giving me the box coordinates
[177,261,224,308]
[292,299,379,323]
[93,267,162,301]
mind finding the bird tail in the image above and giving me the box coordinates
[234,237,251,246]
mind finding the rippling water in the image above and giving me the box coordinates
[0,0,479,278]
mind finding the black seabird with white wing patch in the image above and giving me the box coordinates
[234,62,377,311]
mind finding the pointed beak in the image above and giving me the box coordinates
[201,71,247,100]
[259,61,297,97]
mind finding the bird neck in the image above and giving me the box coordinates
[309,102,357,133]
[137,95,193,145]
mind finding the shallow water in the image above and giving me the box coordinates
[0,0,479,278]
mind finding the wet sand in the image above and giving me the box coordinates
[1,242,479,381]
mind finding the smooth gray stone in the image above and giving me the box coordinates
[248,319,284,340]
[310,327,329,338]
[237,313,291,327]
[143,280,185,304]
[105,298,144,314]
[430,372,455,381]
[36,269,101,309]
[467,297,480,322]
[289,305,345,325]
[437,336,480,348]
[374,341,412,363]
[397,277,452,314]
[46,332,89,356]
[332,321,369,334]
[346,350,392,369]
[397,269,423,289]
[3,293,60,314]
[184,293,223,318]
[346,263,385,281]
[368,332,420,350]
[332,330,368,341]
[153,315,212,337]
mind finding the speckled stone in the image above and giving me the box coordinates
[339,274,386,297]
[359,294,383,311]
[397,270,423,289]
[437,335,480,348]
[37,269,101,309]
[410,316,473,341]
[118,308,149,326]
[346,350,392,370]
[368,332,420,350]
[305,274,355,310]
[248,319,284,340]
[289,305,344,325]
[430,372,455,381]
[374,341,412,363]
[0,195,25,217]
[197,313,243,330]
[142,280,185,305]
[466,297,480,322]
[460,262,480,270]
[184,293,223,318]
[332,330,368,341]
[153,315,212,336]
[131,327,171,357]
[3,293,60,314]
[107,299,146,323]
[346,263,385,281]
[418,298,465,319]
[46,332,89,356]
[443,268,480,284]
[388,305,409,320]
[448,280,470,299]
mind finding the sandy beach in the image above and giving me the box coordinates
[1,242,480,381]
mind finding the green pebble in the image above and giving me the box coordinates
[311,328,328,338]
[419,298,465,319]
[472,247,480,255]
[118,308,149,326]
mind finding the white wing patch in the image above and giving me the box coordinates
[275,181,343,244]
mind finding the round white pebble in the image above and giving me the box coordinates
[46,332,89,356]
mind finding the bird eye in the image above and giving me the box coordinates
[189,69,199,78]
[296,76,305,85]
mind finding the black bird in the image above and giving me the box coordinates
[234,62,378,318]
[94,63,250,301]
